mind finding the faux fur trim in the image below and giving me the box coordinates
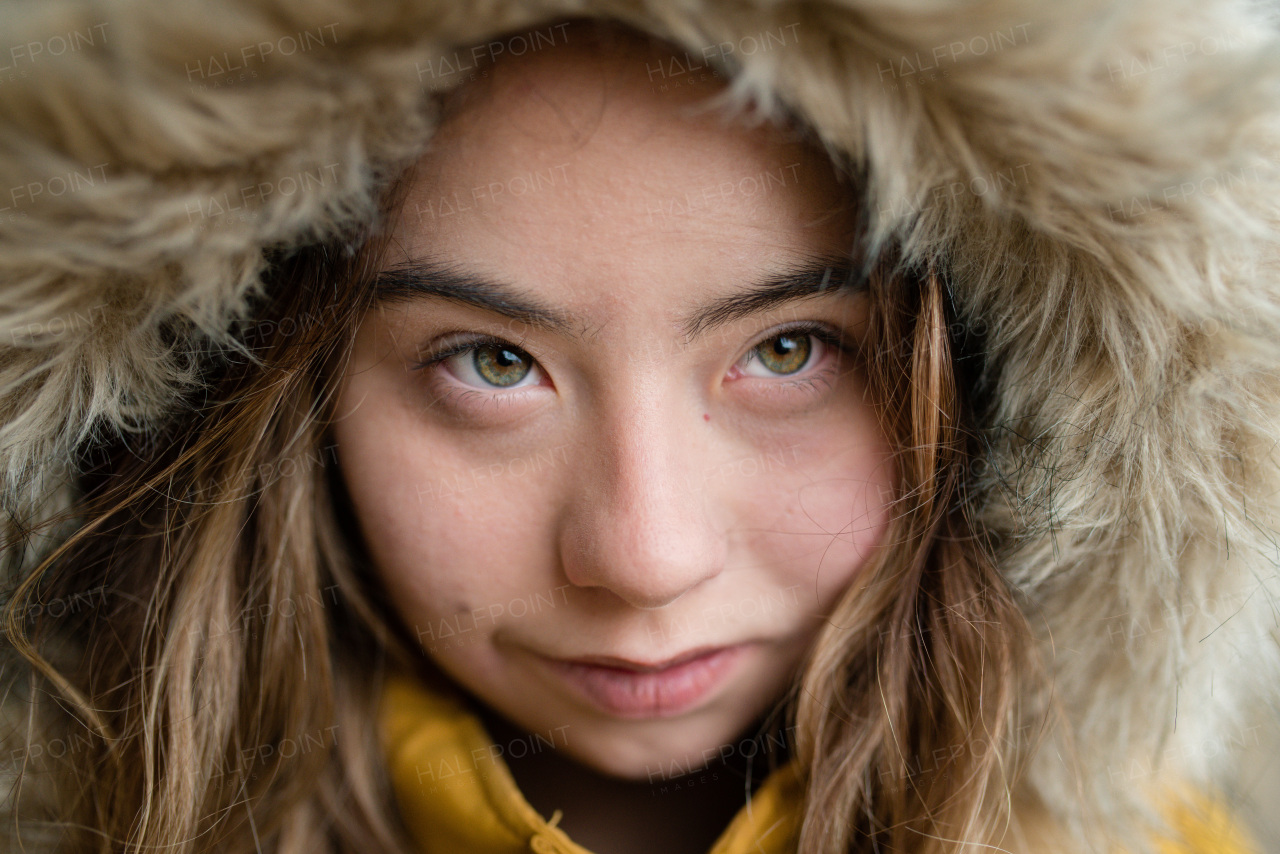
[2,0,1278,840]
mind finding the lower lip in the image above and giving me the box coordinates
[542,646,749,719]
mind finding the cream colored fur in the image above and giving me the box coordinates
[2,0,1278,849]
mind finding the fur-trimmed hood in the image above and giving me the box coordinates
[2,0,1279,846]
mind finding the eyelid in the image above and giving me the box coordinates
[739,320,848,367]
[414,321,851,371]
[410,331,535,372]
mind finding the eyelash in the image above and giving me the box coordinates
[738,321,845,374]
[410,321,851,408]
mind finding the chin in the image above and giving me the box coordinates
[562,743,688,783]
[557,716,750,783]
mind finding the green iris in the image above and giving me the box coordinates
[474,343,532,387]
[754,332,811,375]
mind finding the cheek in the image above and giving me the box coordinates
[330,369,558,631]
[734,409,895,611]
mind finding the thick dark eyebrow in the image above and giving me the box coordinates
[371,255,865,342]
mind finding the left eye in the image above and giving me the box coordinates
[739,330,825,377]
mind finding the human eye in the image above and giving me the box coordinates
[409,332,550,419]
[415,333,544,389]
[732,321,848,382]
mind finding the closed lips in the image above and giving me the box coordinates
[542,644,749,719]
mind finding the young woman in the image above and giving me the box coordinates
[2,5,1277,854]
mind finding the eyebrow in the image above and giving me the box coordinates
[372,255,865,342]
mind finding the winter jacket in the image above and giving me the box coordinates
[2,0,1278,851]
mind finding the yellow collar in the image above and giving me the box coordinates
[379,670,804,854]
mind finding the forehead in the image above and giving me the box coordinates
[391,30,856,311]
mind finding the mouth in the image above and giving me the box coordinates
[539,644,750,719]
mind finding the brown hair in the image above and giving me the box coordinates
[1,18,1047,854]
[793,254,1046,853]
[1,195,421,853]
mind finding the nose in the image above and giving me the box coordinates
[557,397,727,610]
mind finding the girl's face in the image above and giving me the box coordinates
[331,38,895,779]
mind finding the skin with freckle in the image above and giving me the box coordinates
[329,31,894,785]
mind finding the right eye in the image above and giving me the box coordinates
[417,335,545,390]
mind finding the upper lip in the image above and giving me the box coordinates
[552,645,734,673]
